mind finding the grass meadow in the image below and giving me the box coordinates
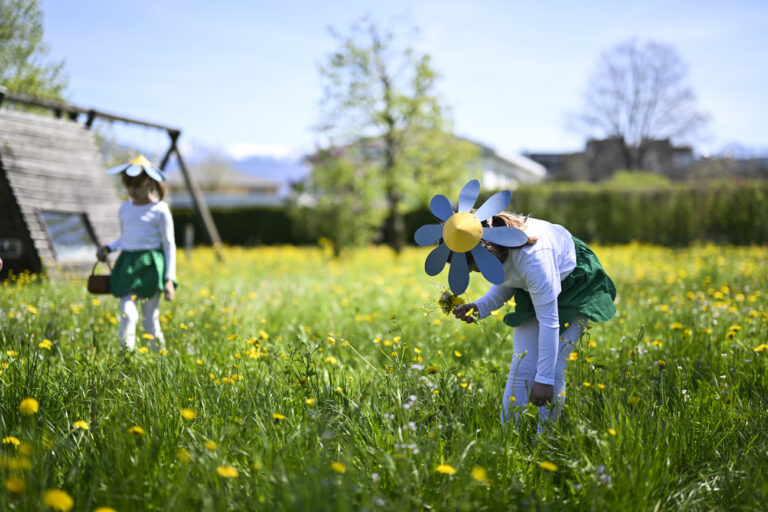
[1,243,767,511]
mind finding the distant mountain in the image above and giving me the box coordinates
[231,155,309,187]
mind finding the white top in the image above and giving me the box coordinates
[474,218,577,385]
[107,201,177,281]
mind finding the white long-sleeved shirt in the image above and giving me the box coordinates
[474,218,577,385]
[107,201,176,281]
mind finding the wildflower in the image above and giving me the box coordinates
[753,344,768,352]
[73,420,89,430]
[508,396,516,403]
[454,350,462,358]
[181,408,196,421]
[204,440,219,451]
[19,397,39,416]
[142,333,155,340]
[325,356,338,365]
[127,426,145,436]
[159,349,168,355]
[539,461,558,472]
[582,382,591,387]
[651,340,662,347]
[5,476,26,493]
[628,396,641,405]
[436,464,456,475]
[471,466,489,483]
[39,339,52,350]
[176,448,192,462]
[3,436,21,445]
[305,398,316,405]
[657,360,666,369]
[94,508,118,512]
[597,384,606,389]
[608,428,617,436]
[330,461,346,474]
[272,413,286,421]
[42,489,74,511]
[425,365,439,374]
[671,322,683,330]
[138,347,149,354]
[6,350,18,357]
[216,465,239,478]
[568,352,578,362]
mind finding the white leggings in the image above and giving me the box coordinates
[118,293,165,352]
[501,315,587,429]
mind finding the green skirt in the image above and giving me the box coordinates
[110,250,168,299]
[503,237,616,332]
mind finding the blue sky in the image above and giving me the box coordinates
[41,0,768,160]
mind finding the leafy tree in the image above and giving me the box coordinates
[574,39,708,170]
[0,0,67,98]
[314,18,479,253]
[293,146,384,257]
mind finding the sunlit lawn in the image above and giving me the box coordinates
[1,243,767,511]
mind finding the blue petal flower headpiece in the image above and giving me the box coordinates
[106,155,166,182]
[414,179,528,295]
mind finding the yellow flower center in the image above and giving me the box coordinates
[442,212,482,253]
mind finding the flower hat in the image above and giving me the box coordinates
[106,155,166,182]
[414,179,528,295]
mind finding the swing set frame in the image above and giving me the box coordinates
[0,87,223,260]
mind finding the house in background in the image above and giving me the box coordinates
[165,169,283,208]
[474,142,547,189]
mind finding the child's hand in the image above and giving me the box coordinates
[164,279,176,301]
[453,303,478,324]
[529,381,554,406]
[96,246,110,262]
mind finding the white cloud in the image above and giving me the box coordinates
[225,142,301,160]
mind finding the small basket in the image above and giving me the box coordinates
[87,261,112,294]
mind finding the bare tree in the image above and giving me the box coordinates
[576,39,709,170]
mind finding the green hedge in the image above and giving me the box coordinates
[175,180,768,247]
[172,206,316,246]
[497,180,768,246]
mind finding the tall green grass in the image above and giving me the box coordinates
[1,244,767,511]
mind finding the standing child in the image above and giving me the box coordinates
[415,180,615,430]
[97,156,176,352]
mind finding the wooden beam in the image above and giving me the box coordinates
[161,132,224,261]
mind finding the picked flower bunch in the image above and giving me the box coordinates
[438,289,470,316]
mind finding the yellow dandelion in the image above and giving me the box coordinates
[159,349,168,355]
[582,382,591,387]
[460,382,469,389]
[657,360,666,368]
[330,461,346,474]
[175,448,192,462]
[471,466,488,483]
[608,428,617,436]
[204,440,219,451]
[597,384,606,390]
[138,347,149,354]
[142,333,155,340]
[273,413,286,421]
[3,436,21,445]
[127,426,145,436]
[19,397,39,415]
[180,408,196,421]
[539,461,558,472]
[325,356,338,365]
[436,464,456,475]
[196,359,203,365]
[73,420,89,430]
[216,465,239,478]
[6,350,18,357]
[454,350,462,357]
[568,352,578,362]
[5,476,26,494]
[94,508,117,512]
[39,339,52,350]
[305,398,316,405]
[42,489,74,511]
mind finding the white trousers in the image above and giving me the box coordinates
[118,293,165,352]
[501,315,586,429]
